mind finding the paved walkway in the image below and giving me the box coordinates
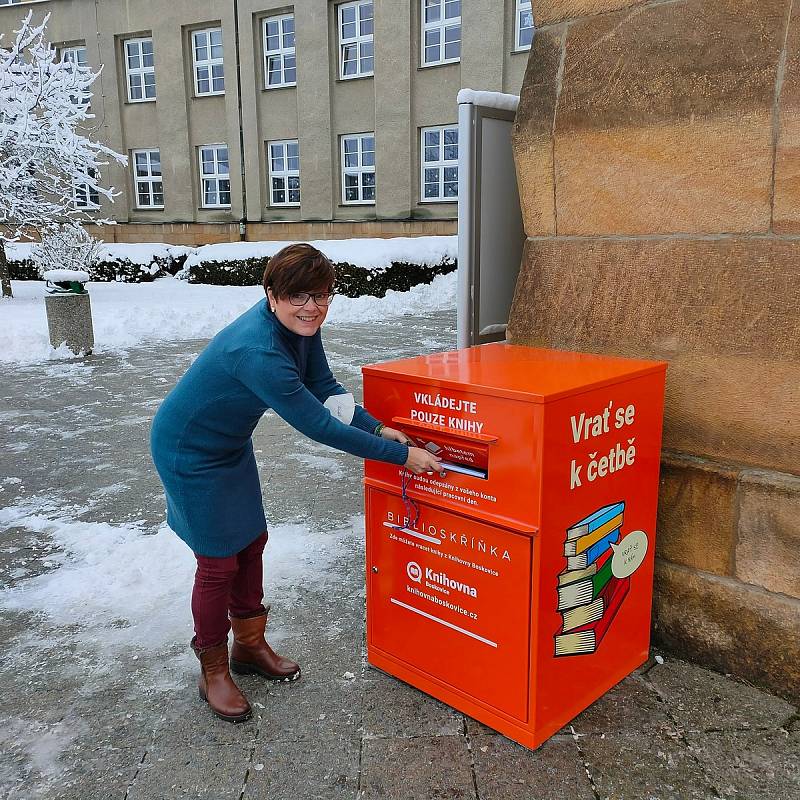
[0,308,797,799]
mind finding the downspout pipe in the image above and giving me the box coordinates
[233,0,247,239]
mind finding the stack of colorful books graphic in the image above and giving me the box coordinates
[554,501,630,656]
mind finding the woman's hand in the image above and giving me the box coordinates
[379,426,443,475]
[380,425,412,444]
[405,446,443,475]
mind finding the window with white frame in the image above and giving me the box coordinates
[268,140,300,206]
[132,149,164,208]
[199,145,230,207]
[193,28,224,96]
[421,0,460,66]
[62,45,87,69]
[263,14,296,88]
[124,37,156,102]
[338,1,373,79]
[421,125,458,202]
[341,133,375,204]
[74,168,99,209]
[515,0,534,50]
[61,45,91,106]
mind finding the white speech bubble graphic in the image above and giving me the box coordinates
[610,530,648,578]
[406,561,422,583]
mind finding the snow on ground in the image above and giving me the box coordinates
[0,496,365,678]
[0,236,456,697]
[287,453,346,480]
[185,235,456,269]
[5,242,36,261]
[6,240,186,265]
[9,236,456,270]
[1,270,456,365]
[97,242,179,264]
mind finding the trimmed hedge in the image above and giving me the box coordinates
[7,258,39,281]
[189,256,457,297]
[334,259,456,297]
[88,256,168,283]
[188,257,262,287]
[165,250,189,276]
[7,245,455,296]
[7,249,189,283]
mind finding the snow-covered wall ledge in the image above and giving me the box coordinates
[457,88,520,112]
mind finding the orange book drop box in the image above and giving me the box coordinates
[362,344,667,749]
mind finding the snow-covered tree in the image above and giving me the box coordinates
[0,12,126,298]
[31,223,102,278]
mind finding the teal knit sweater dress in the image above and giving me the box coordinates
[150,298,408,557]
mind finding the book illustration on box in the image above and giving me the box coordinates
[553,501,632,657]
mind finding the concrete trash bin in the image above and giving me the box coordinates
[42,269,94,355]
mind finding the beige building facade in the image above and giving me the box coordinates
[0,0,533,242]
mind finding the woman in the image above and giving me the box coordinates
[150,243,442,723]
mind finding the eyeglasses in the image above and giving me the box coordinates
[288,292,335,307]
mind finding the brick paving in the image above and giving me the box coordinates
[0,308,797,799]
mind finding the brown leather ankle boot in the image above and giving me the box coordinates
[191,637,252,723]
[229,609,301,682]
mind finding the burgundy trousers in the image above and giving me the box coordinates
[192,531,268,649]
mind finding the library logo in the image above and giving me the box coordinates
[406,561,422,583]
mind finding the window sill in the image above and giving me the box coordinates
[194,91,226,98]
[418,59,460,70]
[133,206,165,211]
[511,47,532,55]
[268,204,301,209]
[126,98,157,105]
[418,198,458,204]
[337,73,374,83]
[262,83,297,92]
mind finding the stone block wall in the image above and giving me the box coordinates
[509,0,800,699]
